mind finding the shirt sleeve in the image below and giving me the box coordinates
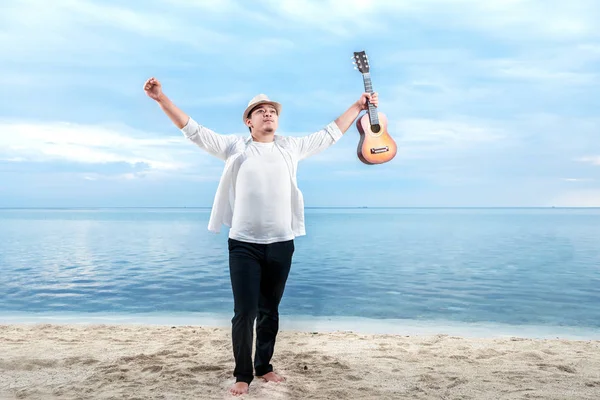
[181,117,239,161]
[287,121,344,161]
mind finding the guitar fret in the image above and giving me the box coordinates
[363,73,373,93]
[362,72,379,124]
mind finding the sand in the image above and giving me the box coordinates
[1,324,599,399]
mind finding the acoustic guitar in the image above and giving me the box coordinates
[353,51,397,165]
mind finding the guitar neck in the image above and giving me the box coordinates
[362,73,379,126]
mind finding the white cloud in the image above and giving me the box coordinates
[293,116,506,168]
[494,65,596,84]
[78,170,220,182]
[412,0,598,42]
[382,46,600,97]
[0,0,235,68]
[255,0,599,41]
[550,190,600,207]
[59,0,231,47]
[160,0,241,13]
[83,173,139,181]
[562,178,595,182]
[0,0,300,75]
[258,0,385,36]
[181,93,253,107]
[391,118,506,161]
[476,51,600,85]
[446,1,596,41]
[40,0,229,43]
[577,156,600,166]
[398,119,504,143]
[0,120,212,174]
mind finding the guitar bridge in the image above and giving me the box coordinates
[370,146,389,154]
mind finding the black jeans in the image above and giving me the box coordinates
[228,238,294,384]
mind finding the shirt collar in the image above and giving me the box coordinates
[245,135,280,144]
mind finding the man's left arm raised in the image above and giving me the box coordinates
[290,92,378,160]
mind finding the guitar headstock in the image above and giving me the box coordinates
[352,51,369,73]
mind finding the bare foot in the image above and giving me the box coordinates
[258,371,286,383]
[229,382,249,396]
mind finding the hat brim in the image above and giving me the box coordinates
[242,100,282,123]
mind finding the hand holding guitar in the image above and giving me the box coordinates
[356,92,379,110]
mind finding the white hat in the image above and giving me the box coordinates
[242,94,282,123]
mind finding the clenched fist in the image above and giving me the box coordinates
[143,77,163,101]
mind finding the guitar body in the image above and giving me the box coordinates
[356,111,396,165]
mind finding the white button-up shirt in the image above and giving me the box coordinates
[181,117,344,237]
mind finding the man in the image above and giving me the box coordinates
[143,77,378,396]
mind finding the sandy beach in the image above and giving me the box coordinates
[1,324,599,400]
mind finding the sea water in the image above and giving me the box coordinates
[1,207,599,339]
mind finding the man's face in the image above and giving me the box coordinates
[247,104,279,133]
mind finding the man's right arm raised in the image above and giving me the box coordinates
[144,77,238,161]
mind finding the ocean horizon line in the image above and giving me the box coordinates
[1,206,599,210]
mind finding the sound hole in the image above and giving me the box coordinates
[370,124,381,133]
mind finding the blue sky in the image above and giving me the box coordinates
[1,0,599,207]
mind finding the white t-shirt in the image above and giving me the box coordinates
[228,140,294,244]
